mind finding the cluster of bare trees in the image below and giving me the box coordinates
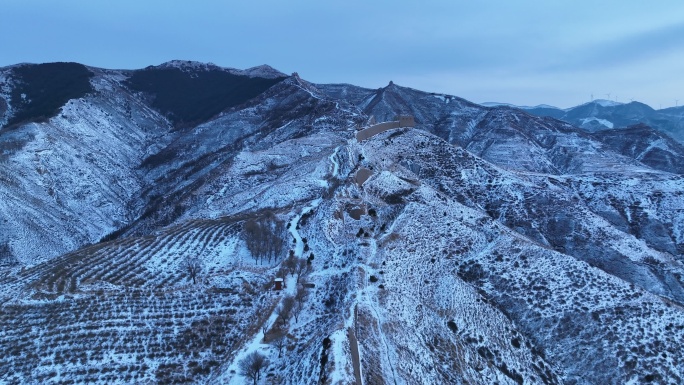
[257,286,307,374]
[282,251,311,283]
[243,213,286,265]
[277,286,308,326]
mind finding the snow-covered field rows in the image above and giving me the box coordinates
[1,218,242,295]
[0,286,275,384]
[0,215,280,384]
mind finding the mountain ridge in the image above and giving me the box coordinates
[495,98,684,142]
[0,61,683,384]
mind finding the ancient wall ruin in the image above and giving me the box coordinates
[355,115,415,142]
[356,121,400,141]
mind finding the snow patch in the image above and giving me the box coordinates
[581,117,614,128]
[592,99,624,107]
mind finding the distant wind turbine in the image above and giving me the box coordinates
[605,93,611,100]
[591,93,594,101]
[677,99,680,107]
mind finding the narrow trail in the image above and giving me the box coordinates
[215,307,280,385]
[354,261,399,385]
[339,234,399,385]
[289,198,322,259]
[215,144,347,383]
[348,325,363,385]
[329,145,341,178]
[213,199,321,384]
[331,140,402,384]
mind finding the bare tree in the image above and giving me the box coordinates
[238,351,269,385]
[294,285,307,305]
[181,256,203,284]
[269,330,288,358]
[292,286,308,323]
[266,220,285,264]
[283,252,297,276]
[244,219,267,264]
[278,296,295,328]
[294,258,310,283]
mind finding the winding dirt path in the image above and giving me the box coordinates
[348,326,362,385]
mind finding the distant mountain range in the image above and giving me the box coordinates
[1,61,683,384]
[483,99,684,142]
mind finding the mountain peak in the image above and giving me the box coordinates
[588,98,624,107]
[239,64,287,79]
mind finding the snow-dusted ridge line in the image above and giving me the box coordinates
[480,101,561,110]
[154,60,287,78]
[581,98,625,108]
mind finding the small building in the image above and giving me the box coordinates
[274,278,284,291]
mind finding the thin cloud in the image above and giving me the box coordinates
[542,21,684,73]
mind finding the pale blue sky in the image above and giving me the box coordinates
[3,0,684,109]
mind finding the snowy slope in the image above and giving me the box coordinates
[0,67,172,264]
[0,62,683,384]
[0,62,295,265]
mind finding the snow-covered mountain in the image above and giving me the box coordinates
[516,99,684,142]
[1,62,683,384]
[0,63,173,264]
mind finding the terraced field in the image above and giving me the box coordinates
[1,218,244,295]
[0,216,279,384]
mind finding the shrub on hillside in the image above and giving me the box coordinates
[6,62,93,127]
[125,67,285,127]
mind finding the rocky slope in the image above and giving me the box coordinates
[592,123,684,174]
[0,62,683,384]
